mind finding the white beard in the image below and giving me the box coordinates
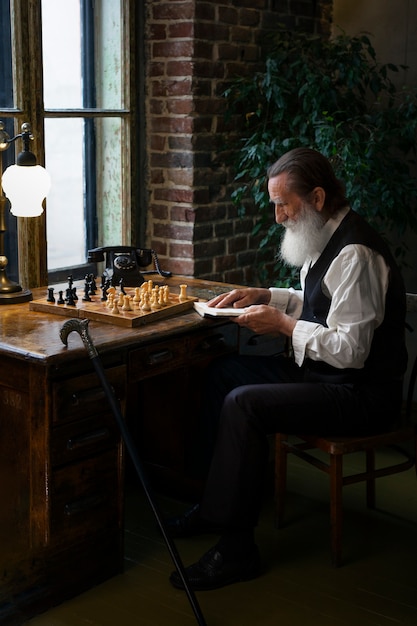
[279,205,328,268]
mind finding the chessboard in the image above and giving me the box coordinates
[29,280,199,328]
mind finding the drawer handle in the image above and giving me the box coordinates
[70,385,117,407]
[64,493,105,516]
[147,349,174,365]
[67,427,110,450]
[198,334,225,351]
[247,334,263,346]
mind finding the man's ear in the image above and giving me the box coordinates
[312,186,326,212]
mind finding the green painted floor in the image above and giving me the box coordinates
[27,445,417,626]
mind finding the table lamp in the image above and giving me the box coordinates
[0,121,51,304]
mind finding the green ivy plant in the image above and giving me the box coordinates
[223,31,417,287]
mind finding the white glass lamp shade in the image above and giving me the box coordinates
[2,164,51,217]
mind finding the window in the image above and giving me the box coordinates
[0,0,140,286]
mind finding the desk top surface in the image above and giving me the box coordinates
[0,276,238,365]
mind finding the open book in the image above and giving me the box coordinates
[194,301,248,318]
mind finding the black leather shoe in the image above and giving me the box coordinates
[169,544,261,591]
[165,504,223,538]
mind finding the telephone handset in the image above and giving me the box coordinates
[87,246,172,287]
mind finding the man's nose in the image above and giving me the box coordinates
[275,205,287,224]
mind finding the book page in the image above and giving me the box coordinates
[194,301,247,318]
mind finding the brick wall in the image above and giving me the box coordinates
[145,0,332,284]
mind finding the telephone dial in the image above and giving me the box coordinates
[87,246,172,287]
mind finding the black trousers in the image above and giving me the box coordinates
[197,353,402,530]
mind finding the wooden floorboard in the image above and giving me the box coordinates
[26,447,417,626]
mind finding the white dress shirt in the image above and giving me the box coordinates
[269,207,390,370]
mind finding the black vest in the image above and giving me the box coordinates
[300,209,407,384]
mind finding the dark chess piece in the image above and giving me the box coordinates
[89,274,97,295]
[65,288,76,306]
[72,287,78,301]
[47,288,55,303]
[82,282,91,302]
[57,291,65,304]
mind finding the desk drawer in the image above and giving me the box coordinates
[129,338,188,380]
[128,324,238,381]
[52,366,126,424]
[51,414,120,467]
[50,448,121,545]
[187,323,238,361]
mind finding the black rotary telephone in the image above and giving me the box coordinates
[87,246,172,287]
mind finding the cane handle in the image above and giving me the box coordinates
[59,318,98,360]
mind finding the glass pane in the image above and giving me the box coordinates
[95,0,123,109]
[45,118,86,269]
[96,117,124,245]
[41,0,82,108]
[0,0,13,107]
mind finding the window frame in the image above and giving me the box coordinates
[0,0,141,288]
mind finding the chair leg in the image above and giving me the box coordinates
[329,454,343,567]
[366,449,376,508]
[275,434,288,528]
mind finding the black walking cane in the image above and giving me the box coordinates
[60,318,207,626]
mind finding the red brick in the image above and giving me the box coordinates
[170,206,196,223]
[150,135,166,151]
[168,135,193,150]
[154,188,194,204]
[153,41,194,59]
[168,22,194,39]
[194,239,226,257]
[154,223,194,242]
[152,3,194,21]
[218,6,238,25]
[150,115,193,133]
[239,9,261,27]
[216,43,239,61]
[150,204,169,220]
[166,60,193,77]
[228,235,249,254]
[151,79,193,98]
[149,61,166,77]
[167,99,194,115]
[149,24,167,40]
[215,254,237,272]
[169,242,194,258]
[165,258,195,276]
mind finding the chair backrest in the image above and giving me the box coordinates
[405,294,417,420]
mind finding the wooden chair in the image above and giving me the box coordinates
[275,348,417,567]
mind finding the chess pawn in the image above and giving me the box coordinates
[141,292,151,312]
[133,287,141,304]
[107,286,116,306]
[179,284,188,301]
[159,287,167,307]
[151,290,161,310]
[158,290,166,307]
[111,300,120,314]
[122,295,132,311]
[118,292,124,307]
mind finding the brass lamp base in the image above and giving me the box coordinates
[0,267,32,304]
[0,287,32,304]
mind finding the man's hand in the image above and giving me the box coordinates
[208,288,271,309]
[233,305,296,337]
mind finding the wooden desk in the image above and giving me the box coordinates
[0,276,239,625]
